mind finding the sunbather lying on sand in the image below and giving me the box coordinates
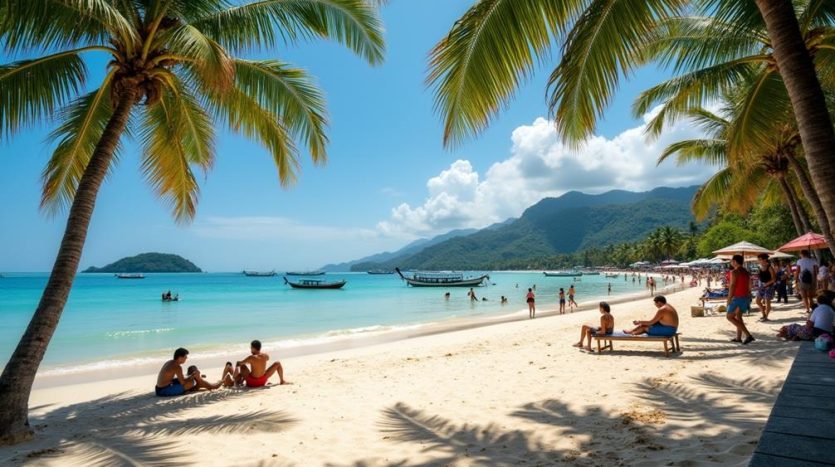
[232,339,290,387]
[624,295,679,337]
[155,347,221,396]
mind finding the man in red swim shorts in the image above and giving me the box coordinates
[234,339,289,387]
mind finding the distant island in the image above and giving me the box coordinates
[83,253,201,273]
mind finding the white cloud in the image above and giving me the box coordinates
[378,109,716,237]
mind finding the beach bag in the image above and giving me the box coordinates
[801,269,813,284]
[815,334,833,351]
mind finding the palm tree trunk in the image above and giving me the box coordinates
[777,175,805,236]
[0,89,137,446]
[786,153,835,254]
[755,0,835,253]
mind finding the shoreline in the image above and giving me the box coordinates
[3,281,802,466]
[33,271,678,389]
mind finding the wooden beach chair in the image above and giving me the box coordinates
[593,332,681,357]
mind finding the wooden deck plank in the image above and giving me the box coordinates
[750,342,835,466]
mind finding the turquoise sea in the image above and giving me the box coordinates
[0,272,649,375]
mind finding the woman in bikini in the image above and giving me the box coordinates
[574,302,613,351]
[526,288,536,318]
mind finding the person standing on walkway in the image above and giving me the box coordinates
[727,255,755,345]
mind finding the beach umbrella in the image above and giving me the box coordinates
[777,232,828,252]
[713,241,772,260]
[769,251,795,259]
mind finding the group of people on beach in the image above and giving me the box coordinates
[525,285,578,319]
[155,339,288,397]
[572,295,679,351]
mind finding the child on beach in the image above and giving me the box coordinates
[558,288,566,314]
[573,302,613,351]
[526,288,536,318]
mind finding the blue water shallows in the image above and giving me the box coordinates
[0,272,649,373]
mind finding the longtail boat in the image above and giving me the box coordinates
[283,277,346,289]
[395,268,489,287]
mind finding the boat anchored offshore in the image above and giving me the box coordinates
[367,269,395,275]
[542,271,583,277]
[115,273,145,279]
[243,270,277,277]
[283,277,346,289]
[395,268,489,287]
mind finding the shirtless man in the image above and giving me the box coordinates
[624,295,679,337]
[234,340,289,387]
[155,347,219,396]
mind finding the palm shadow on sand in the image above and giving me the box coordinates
[1,388,297,466]
[335,371,783,467]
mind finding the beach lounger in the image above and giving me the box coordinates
[593,332,681,357]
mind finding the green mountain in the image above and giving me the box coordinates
[360,186,698,270]
[84,253,201,273]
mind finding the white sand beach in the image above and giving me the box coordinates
[0,284,804,466]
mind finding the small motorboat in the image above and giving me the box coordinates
[115,273,144,279]
[283,277,346,289]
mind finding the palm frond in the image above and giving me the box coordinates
[647,16,767,74]
[547,0,686,144]
[724,71,791,158]
[233,59,328,162]
[42,75,116,214]
[427,0,574,147]
[634,57,761,138]
[658,138,727,167]
[0,49,88,139]
[192,0,385,64]
[205,86,299,186]
[161,24,234,91]
[0,0,139,52]
[139,79,215,223]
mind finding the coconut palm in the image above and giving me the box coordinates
[658,103,812,236]
[0,0,384,445]
[636,0,835,251]
[428,0,835,251]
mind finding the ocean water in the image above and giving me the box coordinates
[0,271,650,374]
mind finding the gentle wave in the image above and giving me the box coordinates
[39,322,429,378]
[105,328,175,338]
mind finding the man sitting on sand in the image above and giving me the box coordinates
[155,347,220,396]
[233,339,289,387]
[573,302,613,351]
[624,295,679,337]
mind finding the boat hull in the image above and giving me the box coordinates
[402,276,489,287]
[284,277,346,289]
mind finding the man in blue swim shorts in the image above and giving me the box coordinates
[155,347,220,396]
[624,295,679,337]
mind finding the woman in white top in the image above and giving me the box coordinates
[817,259,830,294]
[777,292,834,340]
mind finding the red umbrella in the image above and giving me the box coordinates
[778,232,828,252]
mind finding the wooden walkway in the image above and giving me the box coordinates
[749,342,835,466]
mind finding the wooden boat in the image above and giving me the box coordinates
[115,273,145,279]
[395,268,489,287]
[542,271,583,277]
[367,269,395,275]
[243,270,277,277]
[286,271,325,276]
[283,277,346,289]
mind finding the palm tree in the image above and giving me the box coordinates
[753,0,835,252]
[0,0,384,445]
[636,1,835,252]
[427,0,835,247]
[657,104,812,237]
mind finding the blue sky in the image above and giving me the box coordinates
[0,1,715,272]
